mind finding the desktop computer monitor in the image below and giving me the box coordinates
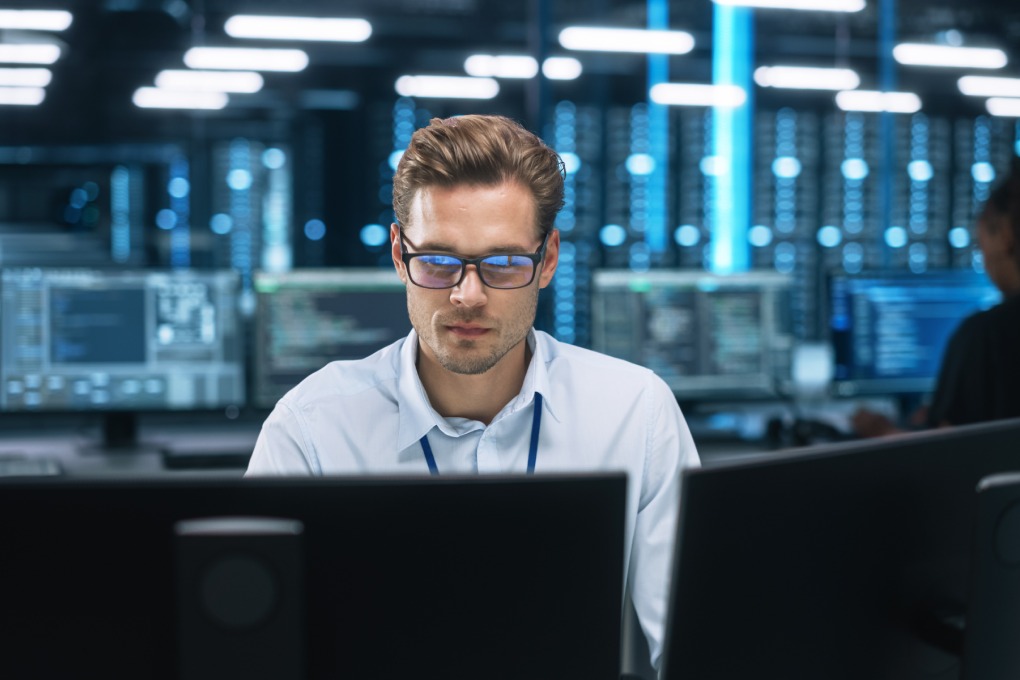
[828,269,1001,397]
[0,473,626,680]
[0,267,245,447]
[660,417,1020,680]
[252,269,410,408]
[591,270,793,400]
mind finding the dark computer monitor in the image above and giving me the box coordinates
[252,268,410,408]
[660,417,1020,680]
[0,473,626,680]
[0,267,245,449]
[591,270,793,400]
[829,269,1002,397]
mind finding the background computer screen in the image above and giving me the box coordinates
[252,268,410,408]
[0,268,244,411]
[591,270,793,400]
[829,269,1002,397]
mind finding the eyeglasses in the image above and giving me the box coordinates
[400,231,550,290]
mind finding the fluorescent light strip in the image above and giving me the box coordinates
[649,83,747,107]
[133,87,228,110]
[958,75,1020,98]
[0,44,61,64]
[0,68,52,87]
[224,15,371,42]
[558,27,694,55]
[464,55,538,79]
[543,57,582,80]
[754,66,860,90]
[893,44,1007,69]
[0,86,45,105]
[0,10,73,31]
[835,90,921,113]
[986,98,1020,118]
[394,75,499,99]
[712,0,864,10]
[183,47,309,72]
[155,70,264,93]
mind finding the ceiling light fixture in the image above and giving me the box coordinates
[155,70,264,93]
[958,75,1020,98]
[558,27,694,55]
[0,86,45,105]
[754,66,860,90]
[649,83,747,108]
[394,75,499,99]
[986,98,1020,118]
[183,47,309,72]
[0,68,52,87]
[0,44,61,65]
[543,57,583,80]
[0,10,73,31]
[835,90,922,113]
[712,0,865,10]
[464,55,539,79]
[132,87,229,110]
[893,44,1007,69]
[224,15,371,42]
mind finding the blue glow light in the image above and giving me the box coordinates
[210,213,233,235]
[155,208,177,230]
[388,150,404,171]
[948,227,971,248]
[304,219,326,241]
[561,152,581,175]
[884,226,908,248]
[167,177,190,198]
[771,156,802,179]
[360,223,388,247]
[907,160,934,183]
[817,225,843,248]
[626,153,656,176]
[841,158,869,181]
[748,225,773,247]
[262,148,286,170]
[69,188,88,209]
[971,161,996,184]
[674,224,701,247]
[699,155,728,177]
[599,224,627,247]
[227,168,253,191]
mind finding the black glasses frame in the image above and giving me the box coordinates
[399,231,551,290]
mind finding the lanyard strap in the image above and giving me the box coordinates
[419,392,543,476]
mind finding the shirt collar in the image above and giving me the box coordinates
[394,328,559,452]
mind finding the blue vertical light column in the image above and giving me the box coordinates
[110,165,131,263]
[878,0,897,267]
[645,0,669,256]
[710,4,753,274]
[168,156,190,268]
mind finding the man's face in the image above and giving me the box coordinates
[977,210,1016,294]
[390,182,559,376]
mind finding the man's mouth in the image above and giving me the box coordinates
[446,324,491,338]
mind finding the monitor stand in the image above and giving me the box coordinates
[77,412,163,456]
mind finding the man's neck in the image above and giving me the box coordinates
[417,340,531,425]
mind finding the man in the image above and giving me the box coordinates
[248,114,700,670]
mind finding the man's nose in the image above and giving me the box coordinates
[449,265,488,307]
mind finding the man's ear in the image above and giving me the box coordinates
[390,224,407,284]
[538,229,560,289]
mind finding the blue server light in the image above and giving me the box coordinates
[360,223,388,247]
[110,165,131,262]
[674,224,701,247]
[304,219,326,241]
[168,155,190,268]
[600,224,627,247]
[210,213,233,235]
[884,225,908,248]
[748,225,773,247]
[949,226,971,248]
[261,147,286,170]
[817,225,842,248]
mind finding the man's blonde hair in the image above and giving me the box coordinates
[392,115,565,237]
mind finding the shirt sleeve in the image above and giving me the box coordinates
[629,374,700,670]
[245,400,321,476]
[926,313,992,427]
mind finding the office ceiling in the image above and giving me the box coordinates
[1,0,1019,144]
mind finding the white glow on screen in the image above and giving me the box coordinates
[0,68,51,87]
[893,44,1007,69]
[650,83,747,108]
[0,10,73,31]
[958,75,1020,98]
[132,87,229,110]
[543,57,582,80]
[0,86,45,105]
[394,75,499,99]
[0,44,61,64]
[836,90,921,113]
[184,47,309,72]
[754,66,860,90]
[155,70,264,93]
[558,27,694,55]
[712,0,864,10]
[464,55,538,79]
[986,97,1020,118]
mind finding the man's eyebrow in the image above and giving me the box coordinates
[413,241,536,256]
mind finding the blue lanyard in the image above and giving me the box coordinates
[419,392,543,475]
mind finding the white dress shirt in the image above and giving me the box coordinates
[247,328,700,669]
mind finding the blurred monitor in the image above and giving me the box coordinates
[0,268,244,449]
[591,270,793,400]
[0,473,626,680]
[661,417,1020,680]
[829,269,1001,397]
[252,269,410,409]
